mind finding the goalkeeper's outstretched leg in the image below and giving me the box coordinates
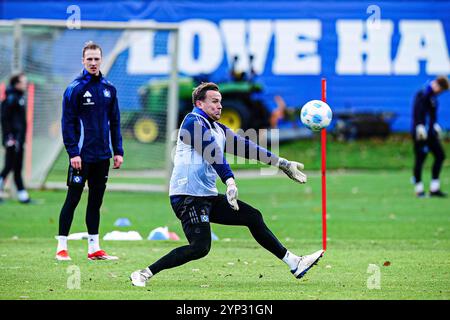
[130,195,323,287]
[130,82,323,287]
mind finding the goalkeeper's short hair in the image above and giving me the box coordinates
[192,82,219,105]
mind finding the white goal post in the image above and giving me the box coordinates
[0,19,179,191]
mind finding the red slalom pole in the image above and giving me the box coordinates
[321,78,327,251]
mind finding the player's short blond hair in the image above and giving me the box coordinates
[82,41,102,58]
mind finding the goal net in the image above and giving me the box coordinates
[0,19,179,192]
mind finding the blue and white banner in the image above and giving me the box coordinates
[2,0,450,131]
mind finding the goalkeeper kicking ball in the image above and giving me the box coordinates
[300,100,333,131]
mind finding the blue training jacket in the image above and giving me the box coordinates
[411,83,439,137]
[170,106,279,202]
[62,69,124,163]
[177,107,279,183]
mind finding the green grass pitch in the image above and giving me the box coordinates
[0,170,449,300]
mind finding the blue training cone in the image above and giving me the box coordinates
[148,227,170,240]
[114,218,131,227]
[211,230,219,241]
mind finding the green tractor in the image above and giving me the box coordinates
[130,76,271,144]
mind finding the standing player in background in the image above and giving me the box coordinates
[0,73,31,204]
[412,75,449,198]
[55,41,124,261]
[130,82,323,287]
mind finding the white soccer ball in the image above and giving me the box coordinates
[300,100,333,131]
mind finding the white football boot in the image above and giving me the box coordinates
[17,190,31,204]
[292,249,324,279]
[130,269,153,287]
